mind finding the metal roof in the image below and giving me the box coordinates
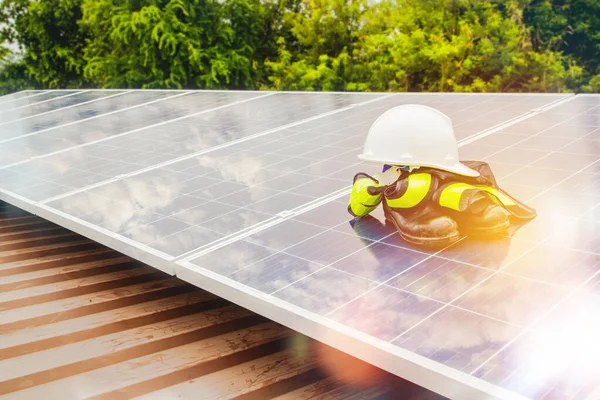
[0,200,443,399]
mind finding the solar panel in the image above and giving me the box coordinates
[177,93,600,400]
[1,89,597,399]
[13,93,564,268]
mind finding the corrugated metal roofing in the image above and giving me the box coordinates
[0,201,444,400]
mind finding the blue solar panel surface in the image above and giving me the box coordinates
[0,89,597,400]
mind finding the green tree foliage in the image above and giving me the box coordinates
[0,0,88,88]
[524,0,600,92]
[263,0,363,91]
[80,0,275,89]
[0,0,598,95]
[267,0,583,92]
[0,60,35,93]
[0,45,9,65]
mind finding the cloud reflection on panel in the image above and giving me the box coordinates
[321,225,521,373]
[192,240,280,276]
[271,266,519,375]
[46,150,312,257]
[273,267,379,315]
[5,123,244,199]
[397,306,521,373]
[193,234,528,380]
[221,199,544,372]
[328,285,443,342]
[228,253,324,294]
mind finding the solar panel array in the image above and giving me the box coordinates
[0,89,598,400]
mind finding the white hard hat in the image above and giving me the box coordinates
[359,104,480,177]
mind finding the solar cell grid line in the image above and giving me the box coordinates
[454,94,578,148]
[470,101,600,200]
[221,208,451,295]
[483,127,600,188]
[20,92,387,204]
[470,106,599,162]
[431,94,573,138]
[0,90,81,113]
[0,90,190,144]
[178,95,599,400]
[0,90,132,126]
[36,93,523,261]
[220,237,527,333]
[168,186,357,268]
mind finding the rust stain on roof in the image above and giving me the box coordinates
[0,201,444,400]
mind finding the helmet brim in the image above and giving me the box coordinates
[444,162,481,177]
[358,154,480,177]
